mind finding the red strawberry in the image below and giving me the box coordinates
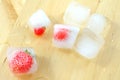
[9,50,33,74]
[54,28,69,41]
[34,27,46,36]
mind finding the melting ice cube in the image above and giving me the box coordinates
[7,47,38,75]
[63,1,91,27]
[53,24,80,49]
[75,28,105,59]
[87,14,107,35]
[28,9,51,28]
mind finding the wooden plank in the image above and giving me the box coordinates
[0,0,120,80]
[0,0,17,79]
[0,0,17,44]
[92,0,120,80]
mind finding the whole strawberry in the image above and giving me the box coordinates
[7,48,37,75]
[34,27,46,36]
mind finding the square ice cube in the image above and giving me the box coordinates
[28,9,51,29]
[75,28,105,59]
[63,1,91,27]
[87,14,107,35]
[53,24,80,49]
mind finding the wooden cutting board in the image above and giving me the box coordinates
[0,0,120,80]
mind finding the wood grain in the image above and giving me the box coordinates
[0,0,120,80]
[10,0,26,15]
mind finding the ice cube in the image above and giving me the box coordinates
[75,28,105,59]
[87,14,107,35]
[53,24,80,49]
[7,47,38,75]
[63,1,91,27]
[28,9,51,29]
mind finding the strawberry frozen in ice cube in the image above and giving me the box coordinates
[53,24,80,49]
[28,9,51,36]
[54,28,69,41]
[7,48,38,75]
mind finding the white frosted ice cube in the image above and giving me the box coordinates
[63,1,91,27]
[75,28,104,59]
[28,9,51,29]
[53,24,80,49]
[87,14,107,35]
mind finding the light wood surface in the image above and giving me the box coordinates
[0,0,120,80]
[10,0,26,15]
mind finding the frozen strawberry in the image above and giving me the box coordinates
[34,27,46,36]
[28,9,51,36]
[53,24,80,49]
[54,28,69,41]
[9,50,33,74]
[7,48,38,75]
